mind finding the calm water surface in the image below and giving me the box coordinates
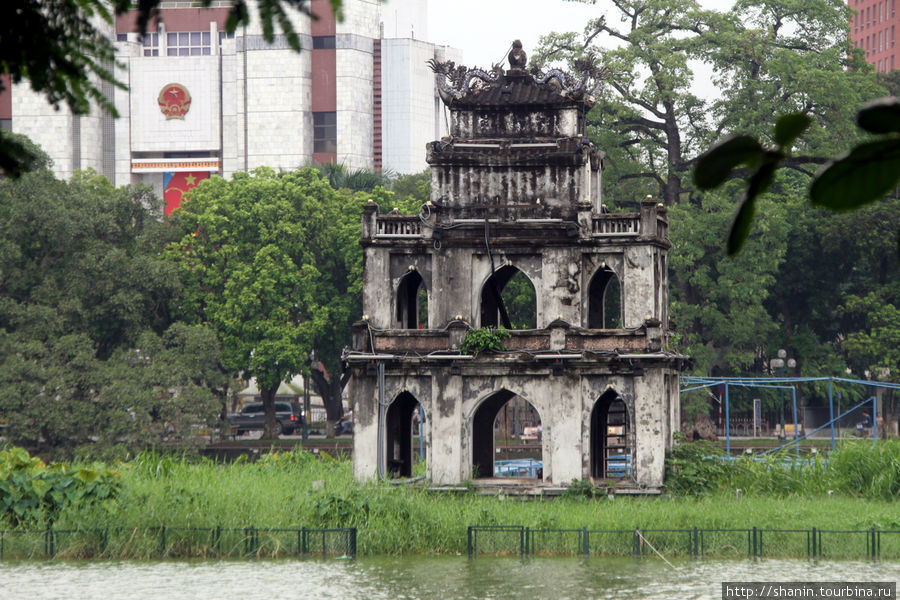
[1,557,897,600]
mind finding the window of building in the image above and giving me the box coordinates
[167,31,212,56]
[313,36,336,50]
[313,112,337,154]
[142,32,159,56]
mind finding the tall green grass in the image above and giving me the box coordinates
[666,439,900,500]
[0,441,896,558]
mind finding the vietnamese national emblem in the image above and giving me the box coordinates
[158,83,192,119]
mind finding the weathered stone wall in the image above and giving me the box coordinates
[351,365,680,487]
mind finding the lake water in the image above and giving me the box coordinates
[1,556,897,599]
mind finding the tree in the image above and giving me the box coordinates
[842,293,900,436]
[535,0,723,206]
[168,167,380,438]
[668,185,790,374]
[0,0,342,177]
[691,0,895,252]
[0,151,223,458]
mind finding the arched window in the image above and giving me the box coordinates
[590,389,631,479]
[396,271,427,329]
[587,266,622,329]
[385,391,424,478]
[480,265,536,329]
[472,390,542,479]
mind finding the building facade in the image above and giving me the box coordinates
[0,0,459,203]
[347,45,688,491]
[850,0,898,73]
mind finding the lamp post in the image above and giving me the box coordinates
[769,349,797,441]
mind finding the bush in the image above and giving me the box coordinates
[0,446,120,527]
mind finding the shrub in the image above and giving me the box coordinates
[0,446,120,527]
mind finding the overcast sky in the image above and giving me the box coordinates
[422,0,736,98]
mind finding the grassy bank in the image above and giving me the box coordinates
[49,446,900,556]
[1,441,898,558]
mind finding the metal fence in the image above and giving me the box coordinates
[0,526,356,560]
[467,525,900,561]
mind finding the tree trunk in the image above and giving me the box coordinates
[309,359,351,439]
[259,385,279,440]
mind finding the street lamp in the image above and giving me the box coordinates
[769,349,797,441]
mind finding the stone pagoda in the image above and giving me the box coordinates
[345,42,688,491]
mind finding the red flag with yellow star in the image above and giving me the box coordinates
[163,171,209,215]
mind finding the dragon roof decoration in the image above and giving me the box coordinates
[427,40,601,109]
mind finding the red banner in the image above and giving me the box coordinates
[163,171,209,215]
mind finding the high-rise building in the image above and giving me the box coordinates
[0,1,460,206]
[849,0,898,73]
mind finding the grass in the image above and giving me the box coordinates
[0,440,897,559]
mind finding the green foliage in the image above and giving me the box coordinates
[460,327,511,355]
[664,438,732,496]
[694,115,810,254]
[0,448,896,557]
[668,189,790,373]
[0,447,120,527]
[168,167,381,436]
[828,440,900,501]
[0,165,223,457]
[389,169,431,210]
[502,270,537,329]
[313,162,392,193]
[666,438,900,500]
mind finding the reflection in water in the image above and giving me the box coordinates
[0,557,897,600]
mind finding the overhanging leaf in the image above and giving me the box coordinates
[810,139,900,210]
[745,160,777,203]
[728,197,757,256]
[693,135,765,190]
[856,97,900,134]
[728,161,777,255]
[774,113,812,147]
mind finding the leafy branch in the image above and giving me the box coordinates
[694,97,900,255]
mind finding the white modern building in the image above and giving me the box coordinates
[1,0,459,209]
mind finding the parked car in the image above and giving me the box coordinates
[227,401,304,435]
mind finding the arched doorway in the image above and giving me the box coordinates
[396,271,427,329]
[587,267,622,328]
[385,391,423,477]
[480,265,536,329]
[472,390,542,479]
[590,390,631,479]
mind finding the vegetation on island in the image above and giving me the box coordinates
[0,443,898,558]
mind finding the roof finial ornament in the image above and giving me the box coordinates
[508,39,527,70]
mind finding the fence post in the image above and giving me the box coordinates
[583,527,589,558]
[45,528,54,558]
[350,527,357,559]
[633,528,641,559]
[301,527,308,556]
[691,527,697,560]
[467,526,473,559]
[751,527,757,560]
[521,527,528,558]
[160,526,167,557]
